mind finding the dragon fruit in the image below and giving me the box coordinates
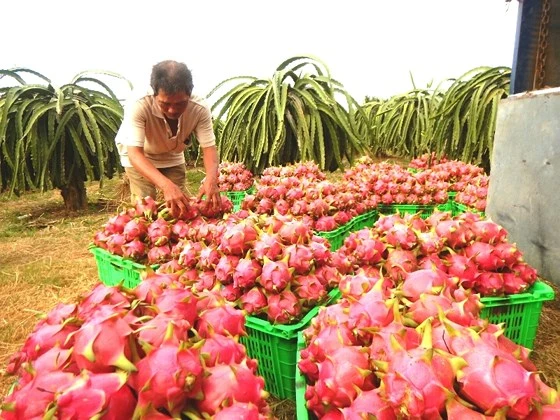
[55,371,135,420]
[456,339,541,418]
[133,341,204,417]
[214,254,241,284]
[259,257,293,292]
[72,311,137,373]
[240,287,268,314]
[379,321,463,419]
[267,290,302,324]
[0,371,76,419]
[195,360,268,416]
[196,304,246,337]
[233,257,262,289]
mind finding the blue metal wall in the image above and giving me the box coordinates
[511,0,560,93]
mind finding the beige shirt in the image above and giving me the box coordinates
[116,92,216,168]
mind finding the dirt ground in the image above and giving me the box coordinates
[0,175,559,419]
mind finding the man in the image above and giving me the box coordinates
[116,60,221,217]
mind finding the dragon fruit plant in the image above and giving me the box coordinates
[299,274,558,418]
[93,196,232,265]
[332,210,538,297]
[168,211,342,324]
[2,276,274,419]
[217,161,255,192]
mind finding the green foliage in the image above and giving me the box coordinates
[431,66,510,171]
[359,66,510,171]
[0,68,131,198]
[207,56,367,174]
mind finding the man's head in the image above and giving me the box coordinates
[151,60,193,120]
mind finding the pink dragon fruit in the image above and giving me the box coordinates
[283,244,314,274]
[133,342,204,417]
[121,238,147,260]
[218,221,258,255]
[259,256,293,292]
[213,402,268,420]
[0,371,75,419]
[214,254,241,284]
[293,274,327,303]
[105,213,133,235]
[457,338,541,418]
[380,321,463,419]
[55,371,135,420]
[435,219,474,248]
[147,217,172,246]
[72,311,137,373]
[154,288,198,326]
[384,249,418,282]
[147,244,172,264]
[385,222,417,250]
[195,303,246,337]
[267,290,302,324]
[240,287,268,314]
[463,241,506,271]
[199,334,252,368]
[123,218,149,241]
[306,346,374,411]
[470,219,509,244]
[252,231,284,261]
[233,257,262,289]
[136,314,191,349]
[195,360,268,417]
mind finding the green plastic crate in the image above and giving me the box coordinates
[479,280,554,349]
[377,202,453,219]
[348,210,378,232]
[224,189,250,211]
[89,246,158,289]
[241,288,341,400]
[451,201,485,217]
[315,223,351,251]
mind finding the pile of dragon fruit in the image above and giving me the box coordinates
[342,159,450,206]
[2,276,273,419]
[94,199,342,324]
[454,174,489,212]
[332,210,537,297]
[217,161,254,192]
[92,196,233,265]
[158,211,341,324]
[408,152,449,169]
[241,177,358,232]
[299,273,559,418]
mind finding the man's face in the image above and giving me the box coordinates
[155,90,190,120]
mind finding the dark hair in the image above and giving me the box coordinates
[150,60,194,96]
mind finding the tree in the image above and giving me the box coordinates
[0,68,131,210]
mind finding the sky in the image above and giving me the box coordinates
[1,0,519,103]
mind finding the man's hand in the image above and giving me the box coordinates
[162,180,192,219]
[197,178,221,211]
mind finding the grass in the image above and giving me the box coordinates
[0,165,559,419]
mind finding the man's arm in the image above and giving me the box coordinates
[128,146,191,217]
[197,145,221,209]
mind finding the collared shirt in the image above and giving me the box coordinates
[116,91,216,168]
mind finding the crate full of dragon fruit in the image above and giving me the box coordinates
[240,288,341,400]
